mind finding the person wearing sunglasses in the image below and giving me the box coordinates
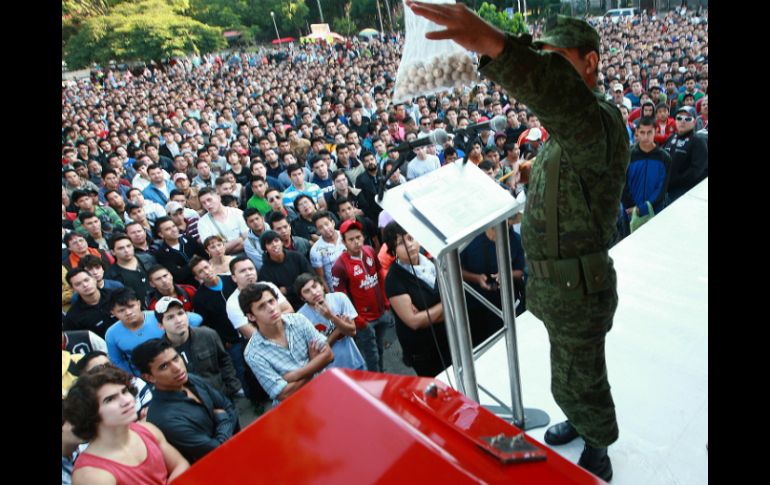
[662,106,708,203]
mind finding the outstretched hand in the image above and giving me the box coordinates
[405,0,507,58]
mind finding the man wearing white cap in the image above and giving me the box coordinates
[155,296,242,399]
[171,172,201,213]
[165,200,201,243]
[611,83,632,110]
[520,127,545,158]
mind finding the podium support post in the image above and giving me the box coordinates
[494,220,525,427]
[443,248,479,402]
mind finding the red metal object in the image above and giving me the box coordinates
[174,369,605,484]
[271,37,296,44]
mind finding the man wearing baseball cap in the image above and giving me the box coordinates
[155,296,242,399]
[662,105,708,202]
[407,3,629,479]
[331,219,391,374]
[171,172,202,213]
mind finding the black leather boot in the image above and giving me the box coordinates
[577,444,613,482]
[544,420,579,445]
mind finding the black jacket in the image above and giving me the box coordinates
[258,250,314,310]
[62,288,120,339]
[146,373,239,463]
[163,327,241,398]
[154,236,207,287]
[192,277,241,345]
[663,130,708,195]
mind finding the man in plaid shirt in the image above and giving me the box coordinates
[239,283,334,404]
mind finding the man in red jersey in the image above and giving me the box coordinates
[331,220,392,372]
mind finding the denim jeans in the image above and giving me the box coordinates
[225,340,249,396]
[354,311,393,372]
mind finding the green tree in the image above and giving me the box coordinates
[477,2,528,34]
[350,0,380,31]
[333,16,358,36]
[63,0,226,69]
[526,0,563,17]
[188,0,246,29]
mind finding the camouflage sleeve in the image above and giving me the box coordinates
[479,34,610,177]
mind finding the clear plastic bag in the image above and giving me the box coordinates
[393,0,481,103]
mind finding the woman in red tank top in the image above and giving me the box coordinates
[63,366,189,484]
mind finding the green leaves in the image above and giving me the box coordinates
[63,0,226,69]
[477,2,528,34]
[333,16,358,37]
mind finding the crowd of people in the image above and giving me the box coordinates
[61,6,707,483]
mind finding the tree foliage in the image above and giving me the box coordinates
[350,0,381,32]
[63,0,226,69]
[333,16,358,37]
[477,2,528,34]
[188,0,246,29]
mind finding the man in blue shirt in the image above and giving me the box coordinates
[142,163,176,205]
[105,288,202,375]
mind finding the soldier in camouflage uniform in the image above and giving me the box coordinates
[407,2,629,481]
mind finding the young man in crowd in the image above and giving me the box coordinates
[310,211,347,292]
[282,163,325,209]
[105,233,157,307]
[197,187,248,255]
[146,265,197,312]
[63,268,120,339]
[142,163,176,205]
[621,117,672,223]
[239,283,333,404]
[189,255,250,396]
[78,212,112,253]
[258,230,315,310]
[267,211,312,260]
[226,256,293,341]
[662,106,708,202]
[71,189,125,236]
[105,287,203,375]
[242,208,270,271]
[153,216,207,286]
[155,296,242,399]
[295,273,365,371]
[132,338,240,464]
[331,219,392,372]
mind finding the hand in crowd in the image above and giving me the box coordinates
[313,299,334,320]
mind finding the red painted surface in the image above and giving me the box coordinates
[174,368,605,484]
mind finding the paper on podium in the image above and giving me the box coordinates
[379,162,524,257]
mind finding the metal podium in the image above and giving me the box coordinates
[379,161,549,430]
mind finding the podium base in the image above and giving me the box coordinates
[482,405,551,431]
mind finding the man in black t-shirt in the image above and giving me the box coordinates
[257,231,314,310]
[62,268,119,339]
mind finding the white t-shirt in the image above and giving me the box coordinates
[297,292,358,337]
[197,207,248,243]
[406,155,441,180]
[226,283,288,330]
[309,232,346,289]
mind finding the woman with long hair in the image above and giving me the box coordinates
[63,366,189,484]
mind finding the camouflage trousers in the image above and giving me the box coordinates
[527,268,619,448]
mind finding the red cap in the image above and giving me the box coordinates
[339,219,363,235]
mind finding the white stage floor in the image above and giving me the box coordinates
[440,179,708,484]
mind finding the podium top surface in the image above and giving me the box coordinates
[378,162,525,257]
[174,369,604,485]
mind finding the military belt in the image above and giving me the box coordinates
[527,250,611,293]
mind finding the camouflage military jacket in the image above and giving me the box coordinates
[480,34,629,261]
